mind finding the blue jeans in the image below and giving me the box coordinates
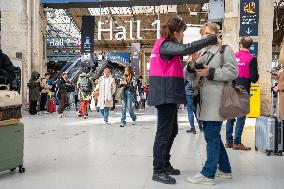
[226,116,246,145]
[201,121,231,179]
[186,94,202,129]
[100,107,110,122]
[121,90,136,125]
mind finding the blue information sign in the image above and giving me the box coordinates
[249,42,258,57]
[239,0,259,37]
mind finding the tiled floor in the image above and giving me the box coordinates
[0,107,283,189]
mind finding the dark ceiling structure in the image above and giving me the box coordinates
[42,0,209,8]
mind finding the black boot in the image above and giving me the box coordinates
[165,166,181,175]
[152,172,176,184]
[186,128,196,134]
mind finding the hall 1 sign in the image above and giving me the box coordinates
[98,19,160,40]
[239,0,259,37]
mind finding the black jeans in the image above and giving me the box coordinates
[153,103,178,174]
[29,100,38,115]
[40,93,48,111]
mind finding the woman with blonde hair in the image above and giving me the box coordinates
[186,22,238,185]
[119,66,137,127]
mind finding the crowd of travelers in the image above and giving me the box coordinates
[25,64,148,126]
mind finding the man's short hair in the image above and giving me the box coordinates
[240,36,253,49]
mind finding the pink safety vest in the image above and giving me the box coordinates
[149,38,184,78]
[235,50,254,79]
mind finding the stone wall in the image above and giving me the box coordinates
[0,0,46,106]
[258,0,274,115]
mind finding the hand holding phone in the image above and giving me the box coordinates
[194,63,205,69]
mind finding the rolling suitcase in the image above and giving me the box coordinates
[0,122,25,173]
[255,91,283,156]
[47,98,56,113]
[255,116,283,156]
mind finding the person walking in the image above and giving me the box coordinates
[77,68,94,119]
[225,36,259,151]
[186,23,238,185]
[40,72,52,113]
[120,66,137,127]
[184,69,203,134]
[148,16,218,185]
[57,72,72,118]
[95,67,116,124]
[136,76,146,110]
[27,71,41,115]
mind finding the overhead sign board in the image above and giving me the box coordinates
[239,0,259,36]
[81,16,95,67]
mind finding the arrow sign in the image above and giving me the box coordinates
[246,28,252,35]
[239,0,259,37]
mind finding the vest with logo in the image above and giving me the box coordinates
[148,38,185,106]
[235,50,254,79]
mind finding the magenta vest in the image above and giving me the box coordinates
[235,50,254,79]
[149,38,183,78]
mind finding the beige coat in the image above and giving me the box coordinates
[188,45,238,121]
[278,44,284,119]
[95,76,116,108]
[40,77,51,93]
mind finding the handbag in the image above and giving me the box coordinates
[90,98,96,111]
[115,86,125,101]
[93,90,99,99]
[218,45,250,119]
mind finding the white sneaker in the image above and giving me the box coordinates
[58,113,66,118]
[84,115,88,119]
[186,173,215,185]
[215,169,232,179]
[76,112,80,118]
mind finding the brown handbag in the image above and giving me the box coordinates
[218,46,250,119]
[93,90,99,99]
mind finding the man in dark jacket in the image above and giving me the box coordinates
[0,49,15,85]
[225,36,259,151]
[27,71,41,115]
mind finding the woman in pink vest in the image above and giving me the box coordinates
[148,16,217,185]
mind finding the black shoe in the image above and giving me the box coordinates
[152,173,176,184]
[186,128,196,134]
[165,166,181,175]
